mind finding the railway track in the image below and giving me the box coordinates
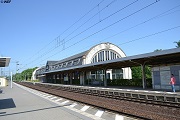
[16,82,180,120]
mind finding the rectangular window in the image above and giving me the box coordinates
[116,74,123,79]
[98,53,101,62]
[53,75,56,79]
[91,75,96,79]
[67,61,73,66]
[96,74,101,80]
[56,65,58,69]
[73,60,78,65]
[105,51,107,60]
[59,64,62,68]
[57,74,59,79]
[73,59,80,65]
[113,53,115,59]
[107,51,109,60]
[102,51,104,61]
[100,52,103,61]
[63,62,67,67]
[112,74,116,79]
[92,58,95,63]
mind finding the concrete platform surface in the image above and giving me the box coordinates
[0,83,135,120]
[0,83,101,120]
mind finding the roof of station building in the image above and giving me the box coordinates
[48,42,121,66]
[44,47,180,74]
[54,50,88,65]
[46,61,58,65]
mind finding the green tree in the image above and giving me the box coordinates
[131,66,142,79]
[154,49,162,52]
[14,67,38,81]
[174,40,180,48]
[131,66,151,79]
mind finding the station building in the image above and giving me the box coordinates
[35,42,132,86]
[34,43,180,90]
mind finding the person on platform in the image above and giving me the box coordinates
[169,74,176,92]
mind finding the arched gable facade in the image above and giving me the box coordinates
[83,42,132,80]
[84,42,126,64]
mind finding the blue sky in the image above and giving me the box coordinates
[0,0,180,74]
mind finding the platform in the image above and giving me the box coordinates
[0,83,102,120]
[0,82,137,120]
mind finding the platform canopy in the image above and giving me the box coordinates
[0,57,11,67]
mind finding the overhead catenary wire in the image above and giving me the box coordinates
[62,0,118,41]
[35,0,118,61]
[33,25,180,68]
[70,4,180,56]
[19,0,106,70]
[60,0,105,36]
[32,0,160,66]
[118,25,180,46]
[101,4,180,42]
[20,0,137,70]
[20,0,105,65]
[20,0,179,72]
[30,0,139,64]
[35,0,117,59]
[63,0,139,44]
[20,0,160,70]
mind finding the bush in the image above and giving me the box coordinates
[72,79,80,85]
[107,78,152,88]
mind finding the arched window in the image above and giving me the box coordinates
[91,50,120,63]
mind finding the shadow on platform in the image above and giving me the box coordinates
[0,98,16,110]
[0,104,71,117]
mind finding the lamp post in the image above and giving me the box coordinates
[11,72,12,88]
[15,61,19,80]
